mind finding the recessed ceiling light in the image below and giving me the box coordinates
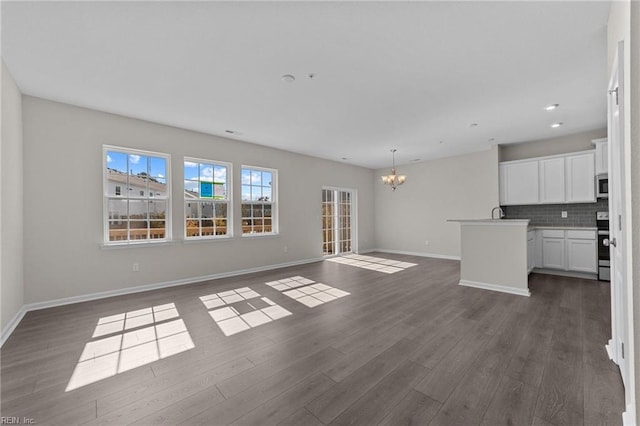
[550,122,563,128]
[281,74,296,83]
[225,129,242,135]
[411,158,421,162]
[470,123,479,127]
[439,140,444,144]
[488,138,495,142]
[341,157,348,160]
[545,104,559,111]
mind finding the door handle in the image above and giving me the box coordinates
[604,238,617,247]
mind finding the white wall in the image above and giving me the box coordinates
[373,147,500,259]
[499,128,607,162]
[1,61,24,333]
[22,96,374,303]
[631,3,640,421]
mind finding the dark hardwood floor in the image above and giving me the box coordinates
[0,253,625,425]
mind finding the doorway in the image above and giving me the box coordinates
[322,188,356,256]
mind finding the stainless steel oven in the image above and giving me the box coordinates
[596,211,610,281]
[597,174,609,199]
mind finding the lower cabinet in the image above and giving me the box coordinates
[527,230,535,273]
[537,229,597,274]
[542,236,565,269]
[566,231,597,273]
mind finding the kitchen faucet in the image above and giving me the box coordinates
[491,206,505,220]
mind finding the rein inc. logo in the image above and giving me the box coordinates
[1,417,35,424]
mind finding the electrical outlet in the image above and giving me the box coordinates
[561,211,568,218]
[133,263,139,272]
[283,245,288,253]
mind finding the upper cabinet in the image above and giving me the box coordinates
[500,150,596,206]
[565,152,596,203]
[499,160,539,205]
[539,157,565,203]
[592,138,608,175]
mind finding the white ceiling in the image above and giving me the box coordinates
[1,1,610,169]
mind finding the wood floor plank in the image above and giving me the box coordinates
[179,347,343,425]
[412,329,489,403]
[378,389,441,426]
[0,254,624,425]
[276,408,323,426]
[230,373,334,425]
[427,312,528,426]
[328,360,429,426]
[479,376,538,426]
[97,356,254,417]
[305,338,420,424]
[534,301,585,426]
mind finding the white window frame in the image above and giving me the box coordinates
[183,157,233,240]
[103,145,172,245]
[241,165,278,236]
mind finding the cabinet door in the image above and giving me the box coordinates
[539,158,565,203]
[594,141,608,175]
[565,152,595,203]
[567,239,597,273]
[542,238,565,270]
[499,161,539,205]
[527,233,535,272]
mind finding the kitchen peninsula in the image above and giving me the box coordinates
[449,219,531,297]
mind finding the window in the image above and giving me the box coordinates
[104,146,170,244]
[184,158,231,239]
[241,166,277,235]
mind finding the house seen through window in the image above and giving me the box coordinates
[184,158,231,239]
[104,146,170,244]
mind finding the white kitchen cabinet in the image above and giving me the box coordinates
[566,230,597,273]
[539,157,565,203]
[536,229,597,274]
[527,230,535,273]
[565,152,596,203]
[499,160,539,206]
[592,138,608,175]
[499,150,595,206]
[541,230,565,270]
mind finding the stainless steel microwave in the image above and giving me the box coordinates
[596,174,609,198]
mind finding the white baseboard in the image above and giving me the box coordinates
[369,248,460,261]
[0,256,323,348]
[606,340,615,361]
[459,279,531,297]
[531,268,598,281]
[0,305,27,347]
[622,402,636,426]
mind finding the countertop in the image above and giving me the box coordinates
[448,219,530,226]
[527,226,597,231]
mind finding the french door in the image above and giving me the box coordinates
[322,188,355,256]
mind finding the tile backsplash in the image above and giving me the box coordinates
[502,199,609,227]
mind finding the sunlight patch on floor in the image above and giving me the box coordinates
[66,303,194,392]
[200,288,292,336]
[266,277,350,307]
[325,254,417,273]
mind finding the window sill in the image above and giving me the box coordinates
[182,236,233,244]
[100,240,176,249]
[241,233,280,239]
